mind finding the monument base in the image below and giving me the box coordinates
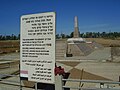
[66,38,103,57]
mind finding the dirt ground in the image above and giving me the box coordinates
[86,38,120,47]
[0,40,19,54]
[0,38,120,54]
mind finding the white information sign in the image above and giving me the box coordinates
[20,12,56,84]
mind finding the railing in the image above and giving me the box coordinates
[0,61,34,90]
[62,78,120,90]
[0,74,34,90]
[1,74,120,90]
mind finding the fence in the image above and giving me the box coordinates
[62,78,120,90]
[0,74,35,90]
[0,73,120,90]
[0,60,34,90]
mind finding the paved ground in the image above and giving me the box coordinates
[0,53,19,61]
[0,47,120,90]
[57,61,120,90]
[63,47,111,61]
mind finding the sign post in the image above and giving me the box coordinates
[20,12,56,84]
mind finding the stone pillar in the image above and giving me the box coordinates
[73,16,80,38]
[55,75,64,90]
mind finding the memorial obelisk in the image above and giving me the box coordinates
[66,16,101,57]
[73,16,80,38]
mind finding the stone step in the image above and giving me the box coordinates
[56,50,65,52]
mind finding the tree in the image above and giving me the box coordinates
[61,33,65,38]
[56,34,60,39]
[66,35,70,38]
[18,34,20,40]
[70,32,73,38]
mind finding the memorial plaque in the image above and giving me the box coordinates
[20,12,56,84]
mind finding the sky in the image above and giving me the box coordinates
[0,0,120,35]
